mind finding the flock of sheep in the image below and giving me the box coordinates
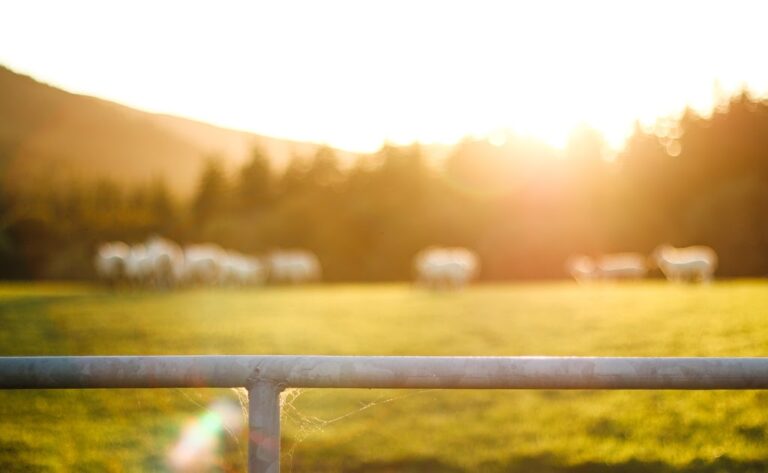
[566,244,718,283]
[94,237,320,287]
[95,238,717,288]
[413,244,719,289]
[94,239,480,290]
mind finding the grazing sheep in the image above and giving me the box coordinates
[566,253,647,282]
[124,244,154,286]
[220,251,267,286]
[145,236,185,288]
[596,253,648,280]
[414,247,479,289]
[182,244,226,286]
[268,250,321,284]
[653,244,717,282]
[94,241,130,285]
[96,237,273,289]
[565,255,597,283]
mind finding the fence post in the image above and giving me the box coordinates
[248,379,283,473]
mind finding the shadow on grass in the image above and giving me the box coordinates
[0,440,49,472]
[345,458,464,472]
[345,454,768,473]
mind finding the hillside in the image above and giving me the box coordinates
[0,65,344,195]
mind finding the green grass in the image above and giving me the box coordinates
[3,281,768,472]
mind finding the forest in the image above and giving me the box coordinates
[2,91,768,281]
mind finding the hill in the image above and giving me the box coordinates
[0,65,345,195]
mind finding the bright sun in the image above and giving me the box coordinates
[1,0,767,151]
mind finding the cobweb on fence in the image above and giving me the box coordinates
[278,388,431,473]
[184,386,433,472]
[156,363,443,472]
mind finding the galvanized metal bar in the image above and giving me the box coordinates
[248,380,282,473]
[3,356,768,390]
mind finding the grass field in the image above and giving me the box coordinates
[3,281,768,472]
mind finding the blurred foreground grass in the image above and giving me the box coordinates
[2,281,768,472]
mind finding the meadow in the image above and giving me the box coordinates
[2,281,768,472]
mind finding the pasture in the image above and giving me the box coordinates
[2,281,768,472]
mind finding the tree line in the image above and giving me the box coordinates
[2,91,768,281]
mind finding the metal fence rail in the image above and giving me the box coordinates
[3,355,768,472]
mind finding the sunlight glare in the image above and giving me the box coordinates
[0,0,766,152]
[167,398,243,472]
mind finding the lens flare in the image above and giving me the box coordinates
[167,398,243,472]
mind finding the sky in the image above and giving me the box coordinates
[1,0,767,152]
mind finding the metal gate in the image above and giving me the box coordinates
[3,355,768,472]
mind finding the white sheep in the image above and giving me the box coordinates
[414,246,479,289]
[565,255,597,283]
[182,244,226,285]
[220,251,267,286]
[268,250,321,284]
[653,244,717,282]
[145,236,185,288]
[124,244,154,286]
[596,253,648,280]
[94,241,130,285]
[566,253,647,282]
